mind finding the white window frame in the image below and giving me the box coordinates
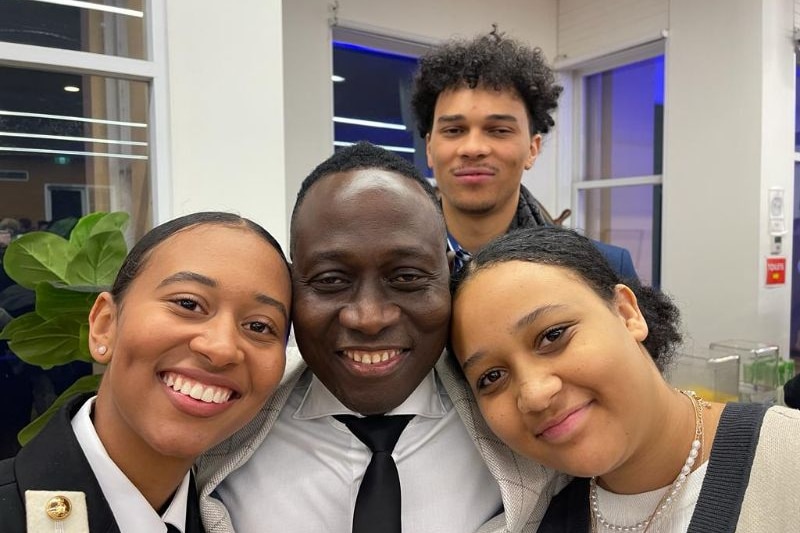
[555,40,666,232]
[0,0,171,225]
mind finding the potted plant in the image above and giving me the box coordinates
[0,212,129,444]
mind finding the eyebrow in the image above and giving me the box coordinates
[436,113,520,124]
[512,304,567,334]
[460,304,567,373]
[158,271,289,321]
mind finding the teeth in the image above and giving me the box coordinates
[344,349,402,365]
[161,372,234,404]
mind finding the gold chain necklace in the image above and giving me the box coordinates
[589,390,710,532]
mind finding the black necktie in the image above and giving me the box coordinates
[165,524,180,533]
[335,414,414,533]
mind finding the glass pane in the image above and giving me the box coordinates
[584,55,664,180]
[0,64,150,457]
[0,0,146,59]
[332,42,421,168]
[578,184,661,286]
[795,64,800,152]
[791,162,800,358]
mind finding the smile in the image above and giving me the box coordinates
[343,349,403,365]
[534,402,592,442]
[160,371,234,404]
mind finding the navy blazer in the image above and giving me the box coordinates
[593,240,638,281]
[0,394,204,533]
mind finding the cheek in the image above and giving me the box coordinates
[479,397,525,444]
[249,350,286,392]
[411,293,451,332]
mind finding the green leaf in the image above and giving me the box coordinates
[89,212,130,237]
[35,282,100,321]
[46,217,79,239]
[4,313,93,368]
[18,374,103,446]
[68,212,109,249]
[78,322,91,361]
[2,232,71,289]
[0,312,41,341]
[64,231,128,287]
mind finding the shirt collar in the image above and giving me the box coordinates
[446,232,473,274]
[293,370,447,420]
[72,396,190,533]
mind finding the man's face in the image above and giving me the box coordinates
[291,169,451,415]
[426,86,541,217]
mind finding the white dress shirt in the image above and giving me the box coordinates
[217,370,502,533]
[72,396,191,533]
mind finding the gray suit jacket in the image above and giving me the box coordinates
[196,348,566,533]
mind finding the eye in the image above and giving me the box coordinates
[308,273,350,292]
[539,325,569,349]
[389,269,428,287]
[172,297,201,312]
[440,126,463,136]
[476,368,507,390]
[489,127,513,135]
[244,320,277,336]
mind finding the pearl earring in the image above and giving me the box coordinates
[96,345,107,355]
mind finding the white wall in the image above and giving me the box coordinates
[165,0,288,248]
[282,0,560,235]
[557,0,668,62]
[662,0,794,356]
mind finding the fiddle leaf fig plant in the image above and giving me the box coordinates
[0,211,129,444]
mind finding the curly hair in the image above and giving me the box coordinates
[411,28,563,138]
[451,226,683,372]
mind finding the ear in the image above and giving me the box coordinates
[613,284,648,342]
[425,132,434,168]
[88,292,117,364]
[525,134,542,171]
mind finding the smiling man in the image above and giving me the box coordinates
[196,142,562,533]
[411,29,638,278]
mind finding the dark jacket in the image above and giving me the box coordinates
[511,185,638,280]
[0,393,204,533]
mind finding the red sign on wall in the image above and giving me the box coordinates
[765,257,786,285]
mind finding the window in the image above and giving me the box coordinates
[572,48,665,285]
[331,27,430,174]
[790,63,800,359]
[0,0,167,458]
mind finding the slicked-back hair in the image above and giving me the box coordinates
[290,141,442,255]
[411,29,563,138]
[111,211,290,303]
[451,226,682,372]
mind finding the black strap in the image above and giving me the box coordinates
[687,402,768,533]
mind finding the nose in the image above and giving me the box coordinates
[189,313,244,367]
[455,129,490,159]
[338,282,401,336]
[516,369,561,414]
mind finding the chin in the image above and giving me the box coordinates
[346,396,406,416]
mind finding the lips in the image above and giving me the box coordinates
[160,371,236,404]
[534,402,591,441]
[453,166,495,177]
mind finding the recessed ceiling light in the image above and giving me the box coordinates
[331,75,345,83]
[30,0,143,18]
[64,85,80,93]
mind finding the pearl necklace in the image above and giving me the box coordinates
[589,390,710,533]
